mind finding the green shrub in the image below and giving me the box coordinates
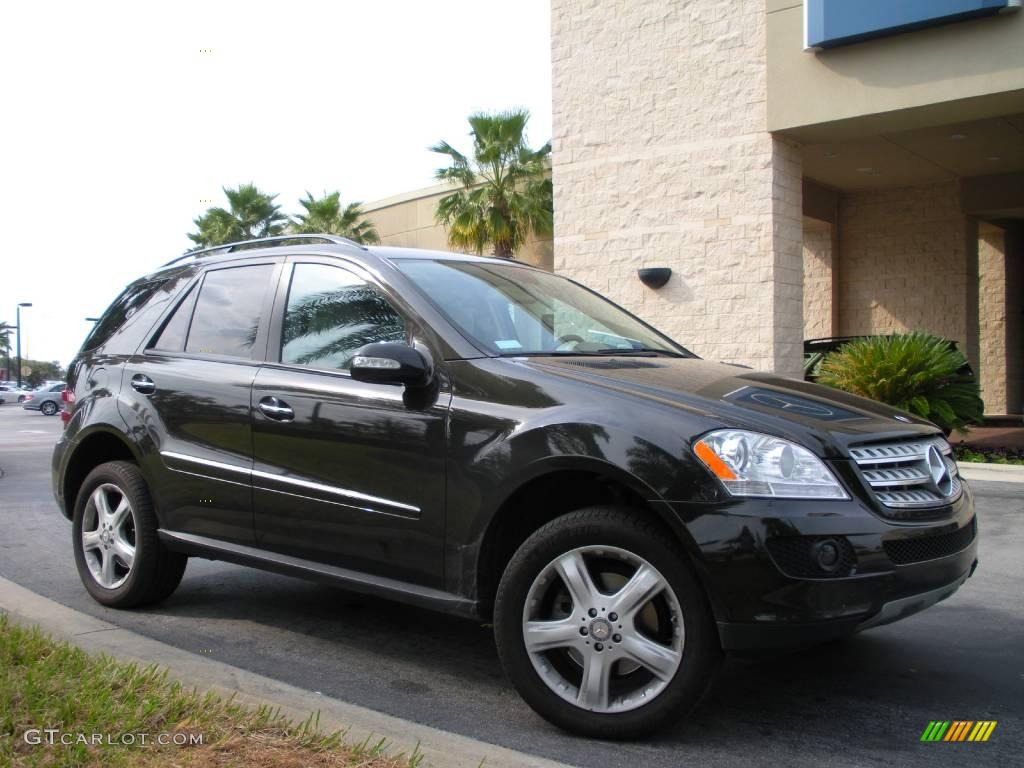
[816,333,983,434]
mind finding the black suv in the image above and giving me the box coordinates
[53,235,978,738]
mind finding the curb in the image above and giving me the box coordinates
[0,576,574,768]
[959,463,1024,484]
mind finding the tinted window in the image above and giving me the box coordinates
[151,284,197,352]
[81,280,164,352]
[281,263,405,371]
[186,265,274,358]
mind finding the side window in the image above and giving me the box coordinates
[281,263,406,371]
[185,265,275,358]
[151,284,197,352]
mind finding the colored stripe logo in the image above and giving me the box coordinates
[921,721,997,742]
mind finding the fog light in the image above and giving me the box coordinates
[812,539,842,573]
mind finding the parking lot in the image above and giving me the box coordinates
[0,404,1020,767]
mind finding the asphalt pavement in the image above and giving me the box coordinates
[0,404,1021,767]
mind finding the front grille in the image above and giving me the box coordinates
[849,437,962,519]
[766,535,856,579]
[884,517,977,565]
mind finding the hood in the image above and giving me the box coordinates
[520,356,941,458]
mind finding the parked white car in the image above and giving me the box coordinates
[0,384,33,404]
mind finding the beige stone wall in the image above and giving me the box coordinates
[361,183,554,270]
[803,219,833,339]
[551,0,804,376]
[979,224,1009,415]
[838,181,968,344]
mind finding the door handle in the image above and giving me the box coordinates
[258,396,294,421]
[130,374,156,394]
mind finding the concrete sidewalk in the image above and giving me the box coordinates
[959,462,1024,483]
[0,576,573,768]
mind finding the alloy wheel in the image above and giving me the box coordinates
[81,483,137,589]
[522,545,684,714]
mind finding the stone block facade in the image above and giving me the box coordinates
[838,182,967,344]
[979,225,1009,415]
[551,0,804,376]
[802,219,833,339]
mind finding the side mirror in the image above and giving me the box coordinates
[350,342,433,387]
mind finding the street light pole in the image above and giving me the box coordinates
[15,302,32,389]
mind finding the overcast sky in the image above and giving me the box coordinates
[0,0,552,368]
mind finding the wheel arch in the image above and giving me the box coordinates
[471,458,707,617]
[60,428,141,520]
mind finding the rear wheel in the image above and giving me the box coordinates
[494,507,720,739]
[41,400,58,416]
[72,461,187,608]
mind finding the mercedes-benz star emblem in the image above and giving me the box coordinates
[926,445,953,497]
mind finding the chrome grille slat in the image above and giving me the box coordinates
[850,436,961,516]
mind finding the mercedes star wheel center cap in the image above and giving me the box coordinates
[589,618,612,642]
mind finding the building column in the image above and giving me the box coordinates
[551,0,804,377]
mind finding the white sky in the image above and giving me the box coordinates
[0,0,552,367]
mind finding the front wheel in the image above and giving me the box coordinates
[494,507,721,739]
[72,461,187,608]
[40,400,58,416]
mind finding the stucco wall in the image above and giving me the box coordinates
[767,1,1024,136]
[551,0,804,376]
[838,181,968,345]
[361,183,554,270]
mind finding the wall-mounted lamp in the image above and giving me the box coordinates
[638,267,671,289]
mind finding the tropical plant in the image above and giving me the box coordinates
[0,322,12,379]
[188,184,288,249]
[816,332,984,434]
[431,109,552,258]
[291,191,380,244]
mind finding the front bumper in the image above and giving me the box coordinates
[671,478,978,651]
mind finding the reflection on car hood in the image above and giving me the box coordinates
[521,356,941,457]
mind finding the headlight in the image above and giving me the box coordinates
[693,429,848,499]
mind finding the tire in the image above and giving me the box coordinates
[72,460,187,608]
[494,506,721,739]
[41,400,58,416]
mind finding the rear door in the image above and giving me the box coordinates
[250,257,450,587]
[119,258,282,545]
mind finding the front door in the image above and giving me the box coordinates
[251,260,449,587]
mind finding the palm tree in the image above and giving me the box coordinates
[188,184,288,249]
[431,109,552,259]
[291,191,380,244]
[0,322,12,380]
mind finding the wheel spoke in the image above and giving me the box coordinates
[92,487,113,525]
[618,634,681,682]
[112,537,135,570]
[524,619,580,653]
[554,551,599,613]
[109,497,131,531]
[82,530,102,552]
[99,548,116,586]
[609,564,663,618]
[577,650,612,710]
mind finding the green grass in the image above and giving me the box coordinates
[0,613,426,768]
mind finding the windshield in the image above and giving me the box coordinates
[396,259,692,357]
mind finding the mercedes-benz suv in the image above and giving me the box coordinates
[53,234,978,738]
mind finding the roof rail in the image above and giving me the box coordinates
[162,234,368,267]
